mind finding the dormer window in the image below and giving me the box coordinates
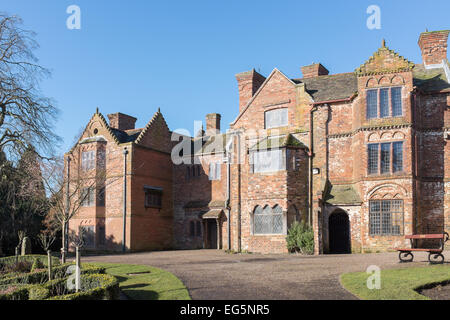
[265,108,288,129]
[366,87,402,119]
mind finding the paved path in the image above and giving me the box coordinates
[83,249,440,300]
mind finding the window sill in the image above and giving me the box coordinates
[367,171,406,177]
[251,233,286,237]
[145,205,162,210]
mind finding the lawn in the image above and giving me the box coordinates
[340,264,450,300]
[90,263,190,300]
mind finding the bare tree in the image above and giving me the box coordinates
[0,13,60,157]
[27,138,125,262]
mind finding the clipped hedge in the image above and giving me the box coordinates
[0,266,115,300]
[0,284,30,301]
[46,274,120,300]
[0,255,59,268]
[0,263,105,286]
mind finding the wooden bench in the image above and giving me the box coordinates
[395,233,449,264]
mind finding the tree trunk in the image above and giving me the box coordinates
[61,221,66,263]
[47,250,52,281]
[75,246,81,292]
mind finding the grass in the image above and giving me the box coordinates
[90,263,190,300]
[341,264,450,300]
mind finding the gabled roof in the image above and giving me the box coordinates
[231,68,297,125]
[292,73,358,102]
[135,108,170,145]
[110,128,143,143]
[248,134,307,151]
[68,109,120,154]
[355,40,415,76]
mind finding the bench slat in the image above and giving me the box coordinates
[405,234,444,239]
[396,248,442,252]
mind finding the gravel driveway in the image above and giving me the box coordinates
[83,249,439,300]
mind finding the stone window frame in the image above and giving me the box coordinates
[251,204,287,236]
[368,199,404,236]
[366,86,403,120]
[366,140,404,176]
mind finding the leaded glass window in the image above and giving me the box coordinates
[366,87,403,119]
[380,143,391,174]
[253,205,284,235]
[368,144,379,174]
[81,187,95,207]
[393,141,403,172]
[252,149,286,173]
[380,88,389,118]
[368,142,404,175]
[265,108,288,129]
[81,151,95,171]
[369,200,403,235]
[391,87,402,117]
[366,89,378,119]
[209,162,221,180]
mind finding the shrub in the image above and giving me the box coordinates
[0,265,114,300]
[286,221,314,255]
[47,274,120,300]
[0,260,33,274]
[28,286,50,300]
[0,284,29,300]
[0,263,105,286]
[31,258,45,272]
[0,255,59,270]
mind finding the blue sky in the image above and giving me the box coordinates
[2,0,450,154]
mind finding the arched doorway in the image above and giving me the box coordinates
[328,210,351,254]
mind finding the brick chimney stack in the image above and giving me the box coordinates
[206,113,221,135]
[107,113,137,131]
[301,63,329,78]
[418,30,449,66]
[235,69,266,113]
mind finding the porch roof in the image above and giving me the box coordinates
[202,209,224,219]
[324,184,362,205]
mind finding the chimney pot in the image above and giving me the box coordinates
[107,113,137,131]
[235,69,266,113]
[206,113,221,135]
[418,30,449,66]
[301,63,329,78]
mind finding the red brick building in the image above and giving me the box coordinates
[67,30,450,254]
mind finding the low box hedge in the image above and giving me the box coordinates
[0,263,105,286]
[0,255,60,268]
[0,269,117,300]
[46,274,120,300]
